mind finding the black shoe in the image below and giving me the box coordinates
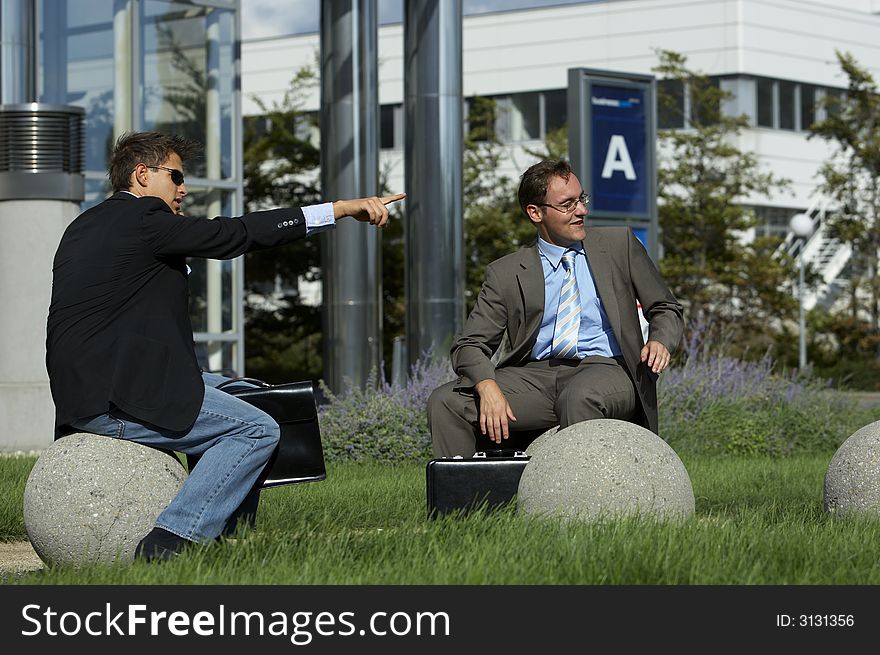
[136,527,190,562]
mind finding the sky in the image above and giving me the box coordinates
[240,0,595,40]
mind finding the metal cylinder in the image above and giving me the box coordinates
[0,0,36,104]
[320,0,381,392]
[0,103,85,202]
[404,0,464,367]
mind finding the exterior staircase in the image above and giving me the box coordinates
[779,195,851,311]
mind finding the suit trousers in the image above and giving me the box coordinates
[428,356,636,457]
[70,372,280,543]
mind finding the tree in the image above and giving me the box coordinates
[378,168,405,375]
[653,50,797,352]
[809,51,880,337]
[462,96,535,309]
[242,65,324,383]
[243,68,409,383]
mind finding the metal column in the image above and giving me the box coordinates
[403,0,464,367]
[205,7,224,372]
[0,0,36,104]
[320,0,381,392]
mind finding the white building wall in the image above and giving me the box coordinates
[241,0,880,210]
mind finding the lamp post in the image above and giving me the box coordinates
[789,213,813,370]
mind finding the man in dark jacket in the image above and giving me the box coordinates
[46,131,403,559]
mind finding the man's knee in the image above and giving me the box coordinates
[557,370,636,422]
[262,418,281,446]
[241,414,280,451]
[428,383,478,457]
[427,382,463,423]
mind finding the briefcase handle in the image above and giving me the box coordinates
[474,450,527,458]
[216,376,271,390]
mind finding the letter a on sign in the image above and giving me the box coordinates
[601,135,637,180]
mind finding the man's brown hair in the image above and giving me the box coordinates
[107,131,202,192]
[517,159,574,216]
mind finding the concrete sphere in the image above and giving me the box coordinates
[517,425,559,453]
[24,433,187,566]
[518,419,694,521]
[824,420,880,516]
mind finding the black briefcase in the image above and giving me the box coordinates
[188,377,327,488]
[426,450,530,518]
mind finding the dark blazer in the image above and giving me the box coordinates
[450,227,684,433]
[46,192,308,436]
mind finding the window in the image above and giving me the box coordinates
[543,89,567,134]
[778,80,795,130]
[140,1,237,179]
[690,76,721,126]
[757,79,774,127]
[657,79,685,129]
[380,104,396,149]
[824,88,844,118]
[749,205,802,238]
[496,92,540,142]
[465,96,497,142]
[800,84,817,130]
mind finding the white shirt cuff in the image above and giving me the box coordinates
[302,202,336,235]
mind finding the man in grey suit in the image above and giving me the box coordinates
[428,159,683,457]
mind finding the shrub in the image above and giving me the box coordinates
[317,326,880,463]
[318,357,455,462]
[658,322,880,456]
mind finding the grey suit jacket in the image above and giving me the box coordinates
[450,226,684,433]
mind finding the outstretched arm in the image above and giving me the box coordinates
[333,193,406,228]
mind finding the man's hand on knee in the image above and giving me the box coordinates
[475,379,517,444]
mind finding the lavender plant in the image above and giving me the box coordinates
[318,357,455,462]
[658,319,878,455]
[318,322,878,462]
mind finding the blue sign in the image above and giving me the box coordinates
[590,84,649,216]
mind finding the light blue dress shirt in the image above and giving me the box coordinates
[301,202,336,235]
[531,237,622,360]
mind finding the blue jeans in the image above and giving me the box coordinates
[71,372,280,543]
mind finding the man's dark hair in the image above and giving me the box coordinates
[107,131,202,192]
[517,159,574,216]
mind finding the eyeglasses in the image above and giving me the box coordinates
[538,192,591,214]
[149,165,185,186]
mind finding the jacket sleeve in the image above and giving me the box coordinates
[627,229,684,353]
[450,263,509,387]
[139,197,308,259]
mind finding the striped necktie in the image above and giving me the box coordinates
[550,250,581,359]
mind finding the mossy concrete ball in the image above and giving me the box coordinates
[23,433,187,566]
[518,419,694,521]
[824,420,880,516]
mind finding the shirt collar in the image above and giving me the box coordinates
[537,237,584,270]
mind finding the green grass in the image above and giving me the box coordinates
[3,454,880,585]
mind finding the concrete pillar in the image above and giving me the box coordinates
[0,104,85,451]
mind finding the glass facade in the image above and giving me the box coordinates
[36,0,244,375]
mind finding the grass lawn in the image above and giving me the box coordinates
[2,453,879,585]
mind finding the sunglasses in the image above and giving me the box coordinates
[149,165,185,186]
